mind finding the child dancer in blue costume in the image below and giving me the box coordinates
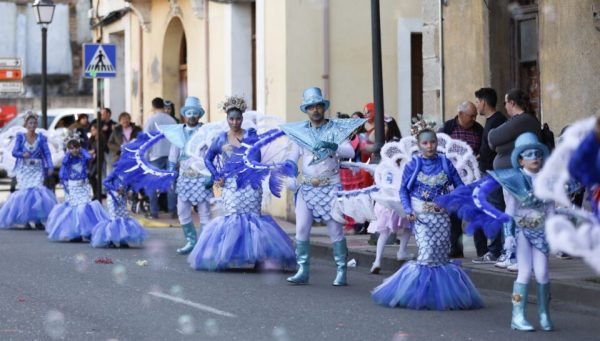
[492,133,554,331]
[187,96,296,271]
[438,132,555,329]
[372,121,483,310]
[91,170,146,248]
[0,112,57,229]
[46,137,109,241]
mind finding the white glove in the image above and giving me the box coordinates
[286,177,299,191]
[504,236,516,252]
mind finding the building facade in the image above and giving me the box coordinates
[91,0,423,219]
[0,0,93,112]
[423,0,600,132]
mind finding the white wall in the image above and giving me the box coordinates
[0,3,18,58]
[107,32,126,116]
[224,3,253,108]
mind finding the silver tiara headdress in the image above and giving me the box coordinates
[221,96,247,113]
[410,114,437,136]
[24,111,38,123]
[63,130,82,145]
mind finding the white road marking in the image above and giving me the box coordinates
[148,292,237,318]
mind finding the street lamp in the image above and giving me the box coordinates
[32,0,55,129]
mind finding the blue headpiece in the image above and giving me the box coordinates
[300,87,330,113]
[510,132,549,168]
[180,96,205,118]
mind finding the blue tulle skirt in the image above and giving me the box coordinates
[187,213,297,271]
[372,261,484,310]
[46,201,110,241]
[91,217,147,248]
[0,187,57,228]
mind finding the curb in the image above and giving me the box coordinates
[308,239,600,309]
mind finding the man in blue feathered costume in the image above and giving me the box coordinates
[163,97,214,254]
[282,87,365,286]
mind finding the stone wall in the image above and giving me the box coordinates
[538,0,600,131]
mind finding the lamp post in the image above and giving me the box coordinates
[32,0,56,129]
[370,0,384,163]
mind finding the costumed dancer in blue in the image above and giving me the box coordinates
[46,136,109,241]
[0,112,57,229]
[283,87,365,286]
[90,170,147,248]
[187,96,296,271]
[162,96,214,254]
[490,133,554,331]
[568,116,600,215]
[371,119,483,310]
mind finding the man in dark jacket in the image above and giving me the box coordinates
[472,88,507,264]
[440,101,483,258]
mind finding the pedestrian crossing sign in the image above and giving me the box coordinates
[83,43,117,78]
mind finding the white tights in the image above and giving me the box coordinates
[295,191,344,243]
[515,231,549,284]
[177,197,211,226]
[373,229,411,266]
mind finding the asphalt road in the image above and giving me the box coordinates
[1,227,599,341]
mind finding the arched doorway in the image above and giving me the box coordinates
[163,17,187,121]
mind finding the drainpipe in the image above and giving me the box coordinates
[439,0,445,119]
[323,0,330,103]
[204,1,211,122]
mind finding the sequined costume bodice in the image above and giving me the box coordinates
[499,168,553,254]
[13,133,53,188]
[400,154,464,215]
[205,129,262,215]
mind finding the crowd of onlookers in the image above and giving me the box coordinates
[437,87,576,268]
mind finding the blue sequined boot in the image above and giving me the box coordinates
[176,222,197,255]
[511,282,535,331]
[287,240,310,285]
[537,282,553,331]
[332,239,348,286]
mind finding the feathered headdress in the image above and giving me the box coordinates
[221,96,247,113]
[410,114,436,137]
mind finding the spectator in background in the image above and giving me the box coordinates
[88,124,100,200]
[441,101,483,154]
[488,88,542,170]
[144,97,177,219]
[164,100,180,123]
[108,112,142,163]
[359,103,376,164]
[384,116,402,142]
[90,108,116,191]
[439,101,483,258]
[69,114,90,149]
[473,88,508,265]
